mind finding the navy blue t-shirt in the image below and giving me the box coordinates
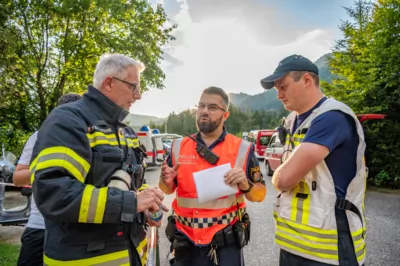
[293,98,359,199]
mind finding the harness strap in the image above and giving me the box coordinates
[335,197,364,238]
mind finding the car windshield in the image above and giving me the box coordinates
[259,136,271,146]
[163,139,173,145]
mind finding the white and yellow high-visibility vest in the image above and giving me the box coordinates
[274,97,367,265]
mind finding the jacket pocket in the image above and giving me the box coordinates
[86,150,123,187]
[276,182,325,228]
[65,223,126,247]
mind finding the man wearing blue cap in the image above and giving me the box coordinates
[261,55,366,266]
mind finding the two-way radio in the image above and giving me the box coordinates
[184,132,220,165]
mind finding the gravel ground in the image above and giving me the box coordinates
[1,165,399,266]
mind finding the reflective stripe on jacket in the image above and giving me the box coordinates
[32,86,147,265]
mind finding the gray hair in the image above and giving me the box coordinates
[93,54,146,89]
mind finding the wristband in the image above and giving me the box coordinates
[239,180,254,194]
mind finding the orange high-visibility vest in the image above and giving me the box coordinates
[170,134,252,245]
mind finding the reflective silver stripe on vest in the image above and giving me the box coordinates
[177,194,244,209]
[172,137,183,164]
[234,140,251,168]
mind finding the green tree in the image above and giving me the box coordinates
[0,0,174,135]
[323,0,400,188]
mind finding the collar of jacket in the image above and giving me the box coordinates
[83,85,129,125]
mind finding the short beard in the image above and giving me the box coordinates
[196,115,223,134]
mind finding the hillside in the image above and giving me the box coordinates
[229,53,334,111]
[314,53,333,83]
[124,113,166,129]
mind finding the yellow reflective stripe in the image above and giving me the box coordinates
[290,181,310,224]
[30,157,38,184]
[87,132,119,147]
[276,231,337,251]
[355,242,366,262]
[94,187,108,223]
[79,185,94,223]
[79,185,108,223]
[30,147,90,183]
[301,182,311,224]
[136,238,148,266]
[126,138,133,147]
[43,250,130,265]
[138,183,150,191]
[276,221,337,244]
[290,184,300,221]
[125,138,139,148]
[177,194,244,209]
[274,212,339,261]
[119,134,127,146]
[351,227,365,246]
[274,212,337,235]
[285,133,305,147]
[132,138,139,148]
[275,235,338,261]
[292,134,305,146]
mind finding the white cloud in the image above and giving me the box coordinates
[132,1,334,118]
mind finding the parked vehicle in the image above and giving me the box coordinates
[0,145,31,226]
[163,142,171,157]
[137,126,182,167]
[263,114,386,176]
[263,132,284,176]
[249,129,276,159]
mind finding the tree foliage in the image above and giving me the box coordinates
[0,0,174,155]
[323,0,400,188]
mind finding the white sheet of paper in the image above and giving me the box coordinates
[193,163,238,204]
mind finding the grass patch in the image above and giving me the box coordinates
[367,186,400,194]
[0,243,20,265]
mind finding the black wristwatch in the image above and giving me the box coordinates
[239,180,254,194]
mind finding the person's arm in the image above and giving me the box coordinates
[240,144,267,202]
[13,165,31,186]
[13,132,38,186]
[32,107,137,224]
[272,111,355,191]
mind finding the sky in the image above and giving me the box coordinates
[131,0,352,118]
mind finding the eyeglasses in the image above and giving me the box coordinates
[195,103,226,112]
[112,77,140,93]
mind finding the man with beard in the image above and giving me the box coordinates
[159,86,267,266]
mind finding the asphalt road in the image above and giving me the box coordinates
[144,163,400,266]
[1,164,399,265]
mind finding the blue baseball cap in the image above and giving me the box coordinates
[260,54,319,90]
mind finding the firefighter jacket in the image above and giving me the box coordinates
[170,133,252,245]
[31,85,148,265]
[274,98,367,265]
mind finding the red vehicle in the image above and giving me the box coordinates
[250,129,276,159]
[263,114,386,176]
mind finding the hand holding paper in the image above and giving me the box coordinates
[193,163,238,204]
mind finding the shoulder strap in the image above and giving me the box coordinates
[234,139,252,169]
[172,137,183,165]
